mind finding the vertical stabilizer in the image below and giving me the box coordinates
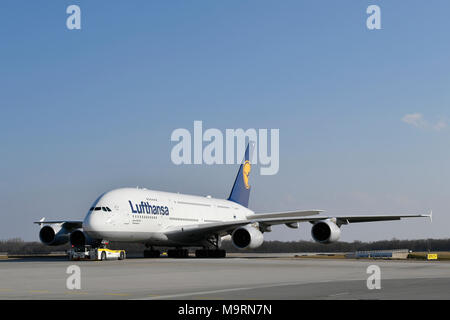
[228,142,255,207]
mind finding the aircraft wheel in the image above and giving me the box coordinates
[195,249,226,258]
[151,250,160,258]
[216,249,226,258]
[144,250,160,258]
[168,249,188,258]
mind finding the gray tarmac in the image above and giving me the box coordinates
[0,253,449,300]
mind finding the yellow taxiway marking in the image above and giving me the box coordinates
[104,293,130,297]
[65,291,89,295]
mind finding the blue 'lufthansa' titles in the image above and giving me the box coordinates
[128,200,169,215]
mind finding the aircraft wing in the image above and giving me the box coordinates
[164,220,253,242]
[164,211,431,242]
[257,212,432,226]
[246,210,322,220]
[333,212,432,224]
[33,219,83,230]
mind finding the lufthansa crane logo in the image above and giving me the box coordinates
[243,160,251,189]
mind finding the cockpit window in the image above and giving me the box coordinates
[90,206,112,212]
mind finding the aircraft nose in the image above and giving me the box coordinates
[83,211,105,234]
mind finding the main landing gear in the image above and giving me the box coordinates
[144,247,226,258]
[195,249,226,258]
[143,233,227,259]
[195,234,226,258]
[143,246,190,258]
[167,248,189,258]
[143,245,160,258]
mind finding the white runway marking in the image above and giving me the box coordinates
[328,292,349,297]
[134,280,336,300]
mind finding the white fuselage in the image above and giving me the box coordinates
[83,188,253,246]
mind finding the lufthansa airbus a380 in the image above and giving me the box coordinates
[35,143,431,258]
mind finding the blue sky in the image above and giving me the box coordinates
[1,1,449,241]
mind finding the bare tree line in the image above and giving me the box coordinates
[221,238,448,253]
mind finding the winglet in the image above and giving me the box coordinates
[428,209,433,222]
[33,217,46,227]
[39,217,45,226]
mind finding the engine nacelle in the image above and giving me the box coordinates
[39,224,70,246]
[232,225,264,249]
[70,229,102,248]
[311,220,341,244]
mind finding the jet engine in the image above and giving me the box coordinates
[39,224,70,246]
[311,220,341,244]
[70,229,101,248]
[231,225,264,249]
